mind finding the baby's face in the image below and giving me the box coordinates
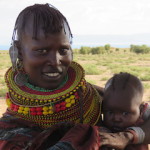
[103,90,141,132]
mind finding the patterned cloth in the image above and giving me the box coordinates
[0,114,100,150]
[0,81,102,150]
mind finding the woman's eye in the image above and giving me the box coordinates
[37,49,47,54]
[60,48,69,54]
[122,112,129,116]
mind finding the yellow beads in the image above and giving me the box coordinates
[43,106,49,111]
[65,95,76,108]
[66,103,71,107]
[17,106,29,115]
[65,98,71,103]
[43,106,54,115]
[6,98,12,107]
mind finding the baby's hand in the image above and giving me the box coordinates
[99,131,133,150]
[99,126,111,133]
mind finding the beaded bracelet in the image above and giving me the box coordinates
[126,127,145,144]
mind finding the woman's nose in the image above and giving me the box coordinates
[47,51,60,66]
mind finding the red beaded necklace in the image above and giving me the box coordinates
[5,61,101,128]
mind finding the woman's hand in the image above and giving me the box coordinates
[100,131,133,150]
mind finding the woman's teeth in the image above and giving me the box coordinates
[44,73,59,77]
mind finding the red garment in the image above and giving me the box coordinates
[0,111,100,150]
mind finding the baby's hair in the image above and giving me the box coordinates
[12,3,73,43]
[105,72,143,95]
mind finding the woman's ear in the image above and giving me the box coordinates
[14,40,23,60]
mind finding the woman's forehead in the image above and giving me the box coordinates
[21,17,70,42]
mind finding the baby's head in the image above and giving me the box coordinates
[103,72,144,132]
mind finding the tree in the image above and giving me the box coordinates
[80,46,91,54]
[91,46,105,54]
[115,48,119,52]
[130,44,150,54]
[104,44,111,52]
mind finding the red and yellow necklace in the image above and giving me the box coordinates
[5,61,101,128]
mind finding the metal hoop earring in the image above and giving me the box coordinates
[14,60,28,86]
[9,43,18,71]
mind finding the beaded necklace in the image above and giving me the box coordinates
[25,74,68,92]
[5,61,101,128]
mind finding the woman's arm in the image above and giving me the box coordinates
[141,102,150,143]
[141,117,150,143]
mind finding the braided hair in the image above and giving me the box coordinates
[12,3,73,44]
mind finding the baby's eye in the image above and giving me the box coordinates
[107,111,113,115]
[122,112,129,116]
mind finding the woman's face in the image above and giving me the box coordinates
[19,22,72,89]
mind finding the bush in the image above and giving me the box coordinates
[91,47,105,54]
[79,46,91,54]
[130,45,150,54]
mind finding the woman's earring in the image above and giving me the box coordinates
[14,60,28,86]
[9,43,18,71]
[9,42,28,86]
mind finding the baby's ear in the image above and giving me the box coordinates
[139,103,145,116]
[135,104,145,125]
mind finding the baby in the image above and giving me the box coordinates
[102,72,149,150]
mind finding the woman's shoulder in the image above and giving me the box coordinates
[90,84,104,97]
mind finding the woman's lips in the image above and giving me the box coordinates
[44,72,59,77]
[42,72,62,80]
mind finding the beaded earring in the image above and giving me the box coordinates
[14,59,28,86]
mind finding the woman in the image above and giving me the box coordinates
[0,3,101,150]
[0,3,149,150]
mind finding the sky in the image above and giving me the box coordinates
[0,0,150,49]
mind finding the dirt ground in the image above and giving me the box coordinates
[0,98,6,116]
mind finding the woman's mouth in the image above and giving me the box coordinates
[44,73,60,77]
[42,72,61,80]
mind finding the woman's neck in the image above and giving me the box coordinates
[26,74,68,92]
